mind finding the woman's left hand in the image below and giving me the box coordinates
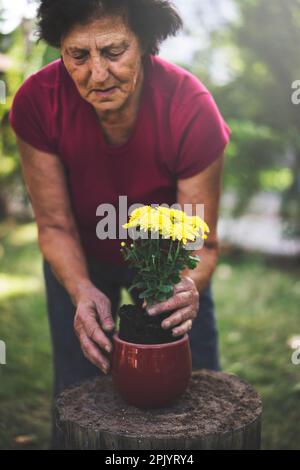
[144,277,199,337]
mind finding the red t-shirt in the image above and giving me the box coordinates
[9,55,231,265]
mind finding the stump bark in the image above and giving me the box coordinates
[55,370,262,450]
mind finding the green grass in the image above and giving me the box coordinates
[0,220,299,449]
[0,220,52,450]
[215,254,300,450]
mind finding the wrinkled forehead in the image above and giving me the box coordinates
[61,15,134,50]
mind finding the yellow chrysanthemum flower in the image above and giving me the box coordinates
[122,205,209,243]
[129,205,152,221]
[123,206,152,229]
[171,222,200,244]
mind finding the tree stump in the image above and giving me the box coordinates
[55,370,262,450]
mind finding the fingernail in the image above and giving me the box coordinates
[105,345,111,353]
[163,321,170,328]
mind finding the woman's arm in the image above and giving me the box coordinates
[177,153,225,293]
[16,136,114,373]
[145,153,224,337]
[16,137,90,301]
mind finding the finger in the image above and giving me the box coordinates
[147,291,193,316]
[96,299,115,332]
[173,276,194,294]
[80,335,110,374]
[161,306,192,330]
[83,316,113,353]
[172,319,193,337]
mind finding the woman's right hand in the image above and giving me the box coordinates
[73,281,115,374]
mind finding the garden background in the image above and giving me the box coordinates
[0,0,300,450]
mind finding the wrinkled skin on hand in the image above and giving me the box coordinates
[74,283,115,374]
[143,276,199,337]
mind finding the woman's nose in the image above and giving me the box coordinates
[90,56,109,83]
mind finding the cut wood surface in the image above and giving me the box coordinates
[56,370,262,450]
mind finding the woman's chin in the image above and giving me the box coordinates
[92,98,123,113]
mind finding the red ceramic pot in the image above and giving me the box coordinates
[111,332,192,408]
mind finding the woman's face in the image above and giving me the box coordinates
[61,15,145,114]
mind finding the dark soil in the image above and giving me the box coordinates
[118,304,183,344]
[57,370,262,439]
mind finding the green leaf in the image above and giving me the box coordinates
[133,281,147,288]
[159,285,173,294]
[186,260,197,269]
[170,275,181,284]
[156,292,170,301]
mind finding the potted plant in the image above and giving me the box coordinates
[111,205,209,408]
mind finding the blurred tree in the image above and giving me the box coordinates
[192,0,300,234]
[0,15,46,220]
[0,1,14,219]
[42,45,60,66]
[0,0,60,220]
[226,0,300,132]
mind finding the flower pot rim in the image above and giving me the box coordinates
[113,331,189,349]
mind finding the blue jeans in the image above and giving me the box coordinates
[43,258,220,447]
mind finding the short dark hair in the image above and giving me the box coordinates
[36,0,183,55]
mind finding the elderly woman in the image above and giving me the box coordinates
[10,0,230,430]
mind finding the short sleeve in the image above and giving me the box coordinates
[9,75,57,154]
[173,92,231,179]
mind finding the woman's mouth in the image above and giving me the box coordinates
[94,87,118,97]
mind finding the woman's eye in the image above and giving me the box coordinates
[73,55,88,61]
[107,51,124,59]
[71,49,125,61]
